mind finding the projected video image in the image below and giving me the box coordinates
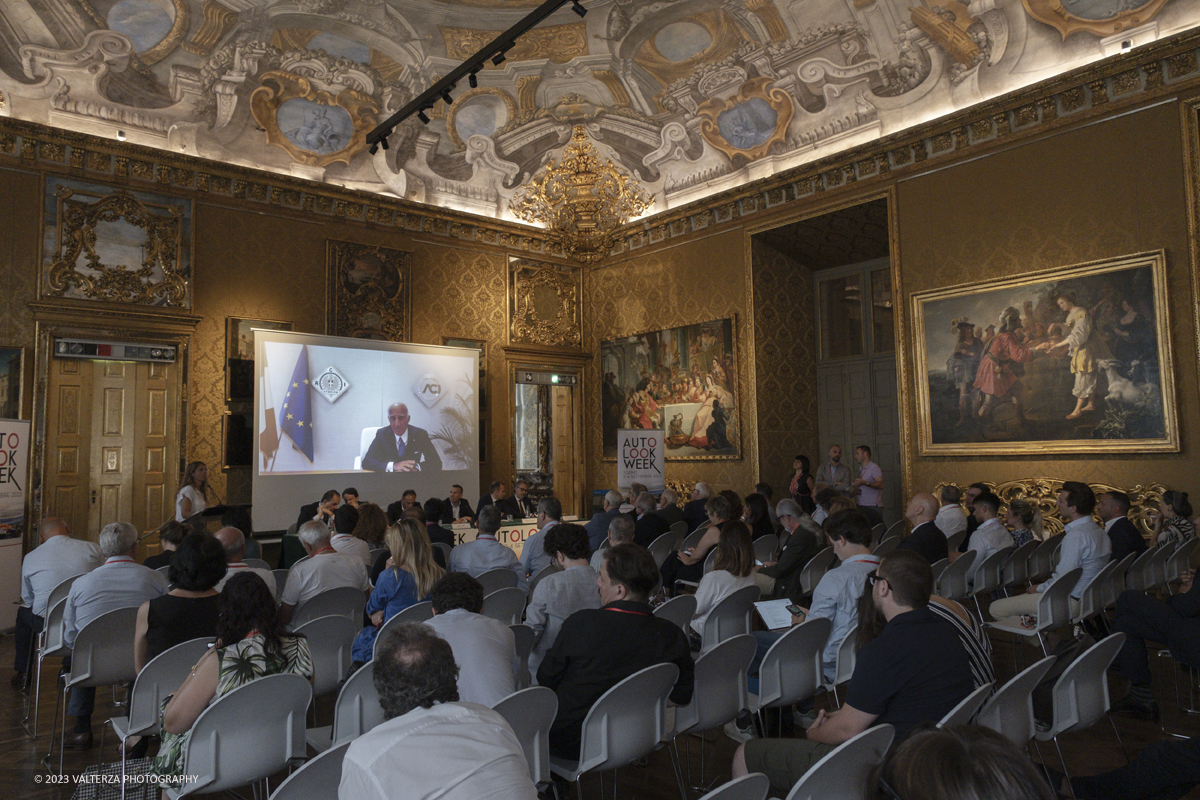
[257,337,477,475]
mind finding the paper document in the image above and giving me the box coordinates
[754,598,796,631]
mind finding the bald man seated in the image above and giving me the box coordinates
[362,402,442,472]
[897,493,950,565]
[213,526,277,599]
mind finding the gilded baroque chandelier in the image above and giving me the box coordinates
[509,125,653,265]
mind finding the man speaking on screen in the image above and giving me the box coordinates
[362,402,442,472]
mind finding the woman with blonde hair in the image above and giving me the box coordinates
[175,461,216,523]
[351,518,443,664]
[689,520,757,648]
[1005,498,1042,547]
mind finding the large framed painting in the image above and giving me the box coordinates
[326,240,411,342]
[911,251,1177,455]
[601,317,739,461]
[226,317,293,402]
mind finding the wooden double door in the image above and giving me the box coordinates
[43,357,178,543]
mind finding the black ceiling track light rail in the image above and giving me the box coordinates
[367,0,585,155]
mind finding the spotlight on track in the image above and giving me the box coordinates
[440,87,454,105]
[571,0,586,17]
[469,72,478,89]
[417,109,429,124]
[380,134,389,150]
[369,143,378,155]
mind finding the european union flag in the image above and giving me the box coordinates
[279,345,314,462]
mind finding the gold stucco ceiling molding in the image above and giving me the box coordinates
[933,478,1166,538]
[509,257,582,349]
[1022,0,1173,40]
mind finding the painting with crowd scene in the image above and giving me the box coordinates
[912,251,1178,455]
[601,318,739,461]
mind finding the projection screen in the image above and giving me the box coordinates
[252,330,479,532]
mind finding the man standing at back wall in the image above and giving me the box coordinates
[362,402,441,472]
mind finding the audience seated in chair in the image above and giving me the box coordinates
[751,498,824,602]
[590,514,634,574]
[585,489,626,552]
[951,492,1014,588]
[525,524,600,677]
[898,493,949,565]
[632,491,672,549]
[1151,489,1195,550]
[520,497,562,579]
[656,488,687,530]
[450,506,527,591]
[689,520,758,650]
[935,485,969,539]
[1096,491,1147,563]
[425,572,520,706]
[214,526,276,597]
[279,521,372,626]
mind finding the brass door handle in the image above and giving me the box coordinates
[90,489,97,505]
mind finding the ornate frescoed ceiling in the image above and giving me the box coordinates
[1,0,1198,225]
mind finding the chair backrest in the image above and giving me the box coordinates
[476,567,520,594]
[752,535,779,565]
[575,662,679,773]
[697,774,770,800]
[935,551,976,602]
[124,637,215,737]
[491,686,558,786]
[676,634,756,735]
[177,673,313,796]
[1123,545,1159,592]
[481,587,527,626]
[972,547,1014,595]
[653,594,698,633]
[825,625,858,689]
[649,531,681,568]
[1001,540,1038,587]
[682,528,707,552]
[945,530,968,553]
[871,536,901,557]
[669,520,689,540]
[701,584,761,652]
[976,655,1055,746]
[1074,560,1119,623]
[702,548,718,574]
[757,616,832,710]
[367,548,388,564]
[45,573,85,614]
[291,586,368,629]
[273,569,290,596]
[66,606,141,690]
[292,614,358,697]
[268,741,351,800]
[243,558,271,571]
[884,520,907,540]
[1027,533,1064,584]
[1035,567,1083,633]
[1105,552,1136,605]
[869,523,886,547]
[1167,538,1199,583]
[929,558,949,585]
[373,602,435,660]
[156,564,171,580]
[510,624,535,688]
[784,724,895,800]
[432,541,453,563]
[1046,633,1126,737]
[528,563,561,595]
[799,547,836,596]
[329,661,385,748]
[40,597,71,658]
[936,681,994,727]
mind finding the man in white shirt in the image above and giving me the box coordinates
[423,572,520,706]
[990,481,1111,621]
[330,504,372,568]
[14,518,101,688]
[953,491,1014,587]
[62,522,168,748]
[802,511,880,681]
[519,497,560,579]
[339,622,537,800]
[279,521,371,625]
[935,485,969,538]
[526,524,601,678]
[213,526,276,598]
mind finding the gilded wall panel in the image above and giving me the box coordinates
[584,230,757,495]
[751,239,819,491]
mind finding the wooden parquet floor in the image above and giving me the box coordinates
[1,629,1196,799]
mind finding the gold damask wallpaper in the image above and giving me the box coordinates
[896,100,1199,497]
[750,239,820,492]
[0,170,39,420]
[583,229,758,495]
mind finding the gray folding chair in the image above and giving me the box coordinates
[1026,533,1064,584]
[269,741,351,800]
[929,558,950,585]
[23,575,83,738]
[164,673,313,799]
[102,636,215,788]
[669,520,689,541]
[697,774,769,800]
[650,531,682,568]
[946,530,968,553]
[884,520,907,540]
[492,686,559,791]
[292,615,358,699]
[1123,546,1158,592]
[476,567,520,594]
[869,523,886,547]
[871,536,901,557]
[935,551,977,603]
[682,529,707,552]
[700,585,760,653]
[510,623,536,688]
[156,564,171,580]
[673,634,756,790]
[549,663,680,795]
[244,558,272,571]
[1034,633,1128,782]
[752,535,779,565]
[654,594,698,633]
[986,568,1082,656]
[273,569,290,597]
[482,587,527,626]
[432,541,453,564]
[367,548,388,565]
[1105,552,1136,608]
[937,681,994,727]
[798,547,837,597]
[751,617,832,737]
[1073,559,1120,626]
[373,602,435,660]
[1166,538,1199,591]
[306,660,384,753]
[291,586,367,629]
[976,656,1056,747]
[529,562,562,595]
[783,724,895,800]
[48,606,141,772]
[703,548,718,574]
[1001,540,1038,592]
[821,625,858,708]
[969,547,1013,619]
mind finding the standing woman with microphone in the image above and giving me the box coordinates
[176,461,220,524]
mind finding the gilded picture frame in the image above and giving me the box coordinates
[0,347,23,420]
[911,250,1178,455]
[226,317,293,403]
[326,240,411,342]
[601,317,740,461]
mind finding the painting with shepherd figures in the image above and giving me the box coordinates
[601,318,738,461]
[912,251,1177,455]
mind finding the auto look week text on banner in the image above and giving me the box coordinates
[617,429,665,494]
[0,419,30,539]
